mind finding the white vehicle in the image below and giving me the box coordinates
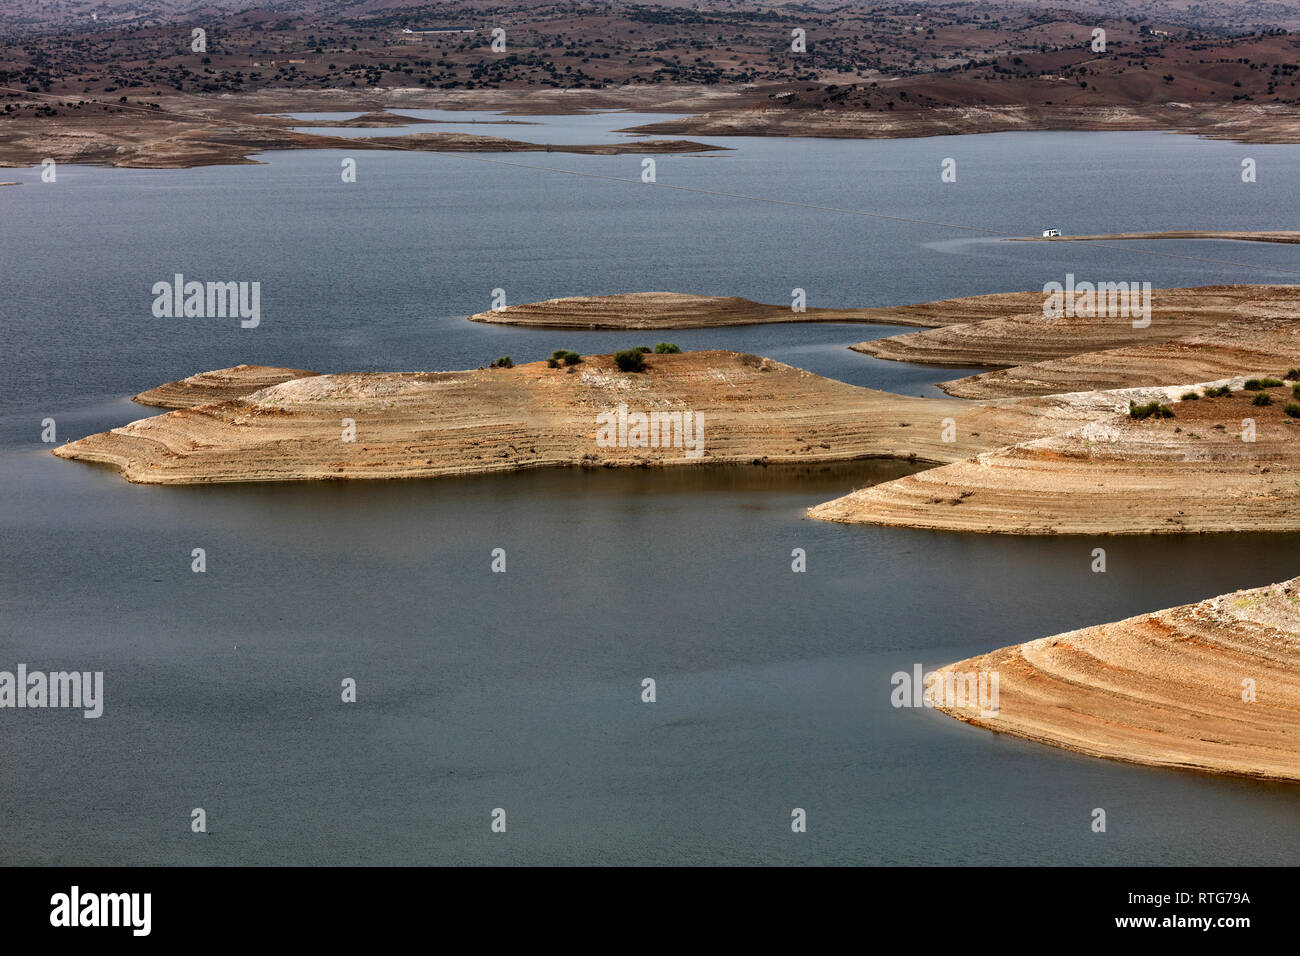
[1042,228,1062,238]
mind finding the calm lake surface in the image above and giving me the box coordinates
[1,116,1298,865]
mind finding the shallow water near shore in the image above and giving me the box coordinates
[2,117,1299,865]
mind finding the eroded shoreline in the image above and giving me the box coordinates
[932,577,1300,782]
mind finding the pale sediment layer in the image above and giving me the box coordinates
[941,315,1300,399]
[53,352,1052,485]
[932,577,1300,781]
[852,285,1297,377]
[133,364,320,408]
[809,378,1300,534]
[467,290,1066,330]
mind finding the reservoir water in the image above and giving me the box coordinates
[1,116,1297,864]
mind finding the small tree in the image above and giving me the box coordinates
[654,342,682,353]
[614,349,645,372]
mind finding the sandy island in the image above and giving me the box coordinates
[59,285,1300,537]
[52,352,1053,484]
[468,290,1058,330]
[932,577,1300,782]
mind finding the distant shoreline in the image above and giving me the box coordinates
[1014,230,1300,244]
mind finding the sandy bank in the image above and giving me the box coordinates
[53,353,1051,485]
[286,111,440,128]
[932,577,1300,781]
[467,290,1062,330]
[133,364,320,409]
[810,377,1300,534]
[621,102,1300,146]
[850,285,1300,397]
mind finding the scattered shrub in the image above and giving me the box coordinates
[1204,385,1231,398]
[1260,378,1284,388]
[1285,403,1300,418]
[1286,368,1300,381]
[654,342,682,354]
[614,348,646,372]
[551,349,582,366]
[1252,392,1272,406]
[636,345,652,354]
[1293,383,1300,399]
[1180,391,1200,401]
[1244,378,1264,390]
[1129,400,1174,420]
[547,358,560,368]
[491,356,513,369]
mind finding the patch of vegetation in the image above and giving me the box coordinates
[1180,391,1200,401]
[614,349,646,372]
[550,349,582,366]
[1129,400,1174,420]
[653,342,682,353]
[1203,385,1232,398]
[636,346,652,354]
[1252,392,1272,406]
[490,356,513,369]
[1286,368,1300,380]
[1285,403,1300,418]
[1244,378,1283,390]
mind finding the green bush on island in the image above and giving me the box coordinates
[654,342,682,353]
[491,356,513,369]
[1181,391,1200,401]
[1286,368,1300,381]
[1285,403,1300,418]
[1129,400,1174,420]
[1244,378,1282,390]
[1252,392,1272,406]
[636,345,652,354]
[614,349,646,372]
[1204,385,1232,398]
[551,349,582,366]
